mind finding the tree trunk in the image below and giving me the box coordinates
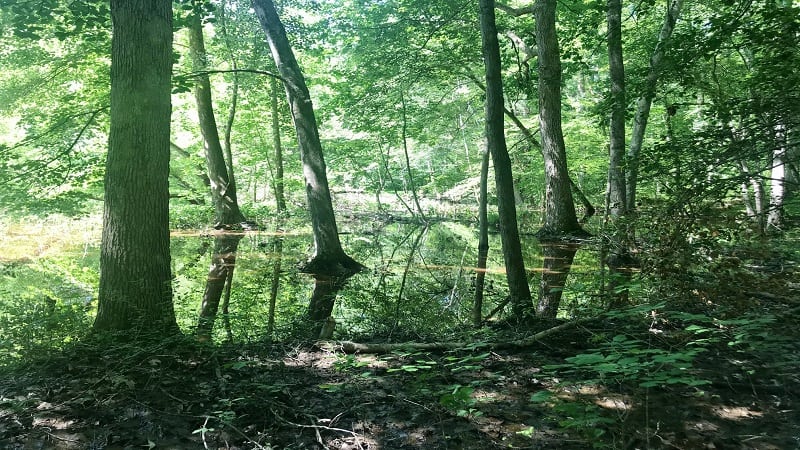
[473,147,490,327]
[197,234,243,342]
[626,0,684,211]
[534,0,585,239]
[188,12,246,228]
[400,91,427,221]
[768,124,787,230]
[271,77,287,214]
[606,0,627,218]
[253,0,363,276]
[479,0,533,318]
[94,0,178,334]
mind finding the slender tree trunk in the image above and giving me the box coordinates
[473,147,490,327]
[401,91,427,221]
[604,0,634,308]
[739,160,766,234]
[253,0,363,276]
[768,124,787,230]
[188,12,246,227]
[626,0,684,211]
[479,0,533,318]
[271,77,287,214]
[606,0,627,218]
[534,0,585,238]
[94,0,178,334]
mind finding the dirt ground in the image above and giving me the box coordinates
[1,310,798,450]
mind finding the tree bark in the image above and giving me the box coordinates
[534,0,585,239]
[606,0,627,218]
[94,0,178,334]
[188,12,246,227]
[271,77,287,213]
[473,147,490,327]
[626,0,684,211]
[479,0,533,318]
[253,0,363,276]
[768,124,787,230]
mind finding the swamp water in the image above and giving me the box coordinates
[1,217,601,348]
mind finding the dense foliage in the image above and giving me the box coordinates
[0,0,798,448]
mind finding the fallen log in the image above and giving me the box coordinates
[318,316,595,354]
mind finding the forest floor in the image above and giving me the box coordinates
[1,294,799,450]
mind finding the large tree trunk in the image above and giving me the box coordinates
[626,0,684,211]
[253,0,363,276]
[94,0,178,334]
[479,0,533,318]
[188,12,246,228]
[534,0,585,238]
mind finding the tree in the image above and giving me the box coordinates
[188,9,247,228]
[93,0,178,334]
[606,0,626,219]
[625,0,684,212]
[533,0,586,238]
[479,0,533,318]
[252,0,363,276]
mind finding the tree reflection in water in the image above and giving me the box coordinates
[536,242,581,318]
[196,233,244,342]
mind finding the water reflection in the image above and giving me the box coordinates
[170,219,596,342]
[536,242,581,318]
[196,232,243,342]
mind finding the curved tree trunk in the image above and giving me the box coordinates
[534,0,585,239]
[94,0,178,334]
[188,12,246,228]
[626,0,684,211]
[479,0,533,318]
[253,0,363,277]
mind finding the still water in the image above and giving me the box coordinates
[1,217,600,344]
[169,218,599,342]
